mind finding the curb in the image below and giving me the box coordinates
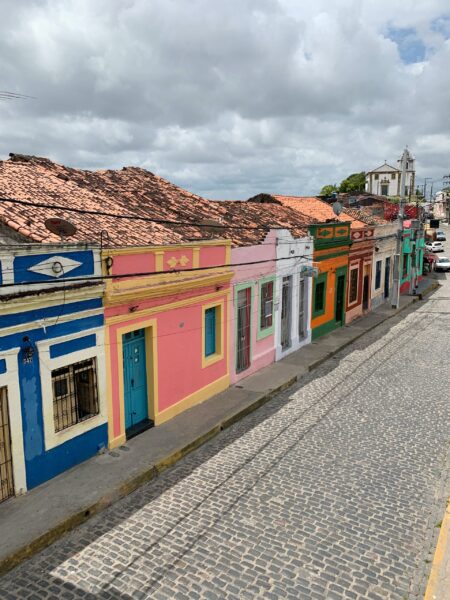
[424,499,450,600]
[0,279,440,577]
[0,376,297,577]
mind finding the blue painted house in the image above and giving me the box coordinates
[0,243,107,500]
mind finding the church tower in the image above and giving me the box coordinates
[397,148,415,198]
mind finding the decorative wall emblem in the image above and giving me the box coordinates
[27,255,82,278]
[317,228,333,238]
[335,227,349,237]
[167,255,190,269]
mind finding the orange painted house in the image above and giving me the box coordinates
[307,222,351,338]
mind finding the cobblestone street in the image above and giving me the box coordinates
[1,279,449,600]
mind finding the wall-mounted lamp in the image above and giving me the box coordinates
[375,246,380,252]
[105,256,114,274]
[22,336,35,364]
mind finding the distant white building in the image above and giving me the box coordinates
[365,148,415,198]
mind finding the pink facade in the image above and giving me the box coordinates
[103,241,233,449]
[230,232,277,383]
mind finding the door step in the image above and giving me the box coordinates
[126,419,154,440]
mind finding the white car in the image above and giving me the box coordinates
[425,241,444,253]
[435,256,450,272]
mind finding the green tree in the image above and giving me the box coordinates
[319,184,338,196]
[338,172,366,193]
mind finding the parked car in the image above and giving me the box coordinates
[425,241,445,253]
[435,256,450,272]
[436,230,446,241]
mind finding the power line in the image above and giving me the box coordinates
[0,196,290,232]
[0,263,311,361]
[0,252,314,289]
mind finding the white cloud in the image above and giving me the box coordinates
[0,0,449,197]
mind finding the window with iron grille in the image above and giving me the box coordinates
[260,281,274,330]
[375,260,382,289]
[402,253,408,278]
[52,358,99,432]
[314,281,325,313]
[349,267,358,303]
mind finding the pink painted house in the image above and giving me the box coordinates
[103,241,233,449]
[215,201,314,384]
[230,231,277,383]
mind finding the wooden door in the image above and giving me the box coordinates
[0,387,14,503]
[236,287,251,373]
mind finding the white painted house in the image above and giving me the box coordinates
[275,229,314,361]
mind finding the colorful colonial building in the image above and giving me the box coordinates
[344,208,398,310]
[213,200,314,382]
[274,229,314,359]
[259,196,354,339]
[400,220,425,294]
[0,243,106,499]
[308,222,351,338]
[345,223,375,324]
[102,241,233,447]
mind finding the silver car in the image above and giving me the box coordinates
[435,256,450,272]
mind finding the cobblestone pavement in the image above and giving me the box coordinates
[1,280,450,600]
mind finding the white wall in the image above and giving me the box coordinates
[371,223,398,309]
[274,230,314,361]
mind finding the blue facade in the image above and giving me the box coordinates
[0,244,107,494]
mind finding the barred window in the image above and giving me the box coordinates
[375,260,382,289]
[402,253,408,278]
[314,281,325,313]
[260,281,274,330]
[349,268,358,303]
[52,358,99,432]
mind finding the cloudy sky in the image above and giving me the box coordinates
[1,0,449,199]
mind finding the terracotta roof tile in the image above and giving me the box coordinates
[343,207,389,226]
[247,193,365,230]
[273,195,366,229]
[216,201,310,242]
[0,154,289,247]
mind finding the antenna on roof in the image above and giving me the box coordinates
[45,217,77,241]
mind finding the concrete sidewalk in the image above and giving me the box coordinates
[0,276,439,576]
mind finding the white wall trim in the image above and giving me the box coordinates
[36,328,108,451]
[0,307,103,338]
[0,349,27,494]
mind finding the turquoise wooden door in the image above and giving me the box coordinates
[123,329,148,431]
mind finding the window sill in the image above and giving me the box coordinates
[202,350,224,369]
[257,326,274,341]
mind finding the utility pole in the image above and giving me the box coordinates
[444,175,450,223]
[423,177,432,201]
[392,148,407,309]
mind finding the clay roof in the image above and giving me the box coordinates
[270,195,366,229]
[0,153,296,248]
[343,207,389,226]
[217,201,310,241]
